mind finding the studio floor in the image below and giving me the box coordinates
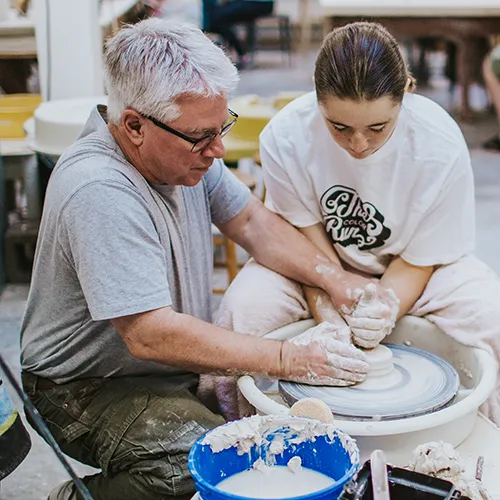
[1,45,500,499]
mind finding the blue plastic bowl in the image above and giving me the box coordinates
[188,416,359,500]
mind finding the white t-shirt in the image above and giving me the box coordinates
[260,92,475,275]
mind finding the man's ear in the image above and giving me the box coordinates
[122,110,145,146]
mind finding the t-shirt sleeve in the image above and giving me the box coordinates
[401,153,475,266]
[260,124,321,228]
[205,159,251,225]
[58,180,172,321]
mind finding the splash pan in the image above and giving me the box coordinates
[279,344,460,421]
[237,316,498,463]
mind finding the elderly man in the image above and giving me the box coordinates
[19,18,376,500]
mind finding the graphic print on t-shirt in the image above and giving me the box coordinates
[320,185,391,250]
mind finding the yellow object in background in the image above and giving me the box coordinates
[0,94,42,139]
[223,95,275,163]
[16,0,30,14]
[222,92,305,163]
[272,91,306,110]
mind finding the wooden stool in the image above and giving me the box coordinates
[212,225,239,294]
[232,169,257,191]
[212,168,257,294]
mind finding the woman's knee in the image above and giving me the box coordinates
[215,260,309,334]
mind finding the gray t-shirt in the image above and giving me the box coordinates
[20,106,250,383]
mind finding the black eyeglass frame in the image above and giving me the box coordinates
[144,109,239,153]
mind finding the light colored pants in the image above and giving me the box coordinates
[200,255,500,425]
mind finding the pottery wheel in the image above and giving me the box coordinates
[279,344,460,421]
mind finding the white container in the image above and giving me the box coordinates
[28,96,108,157]
[0,0,9,22]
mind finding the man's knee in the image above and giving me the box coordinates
[127,454,196,498]
[100,381,224,498]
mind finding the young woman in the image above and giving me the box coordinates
[208,22,500,423]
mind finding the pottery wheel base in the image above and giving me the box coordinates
[279,344,460,421]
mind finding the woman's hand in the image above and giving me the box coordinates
[343,283,399,348]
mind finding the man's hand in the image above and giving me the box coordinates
[343,284,399,349]
[328,271,376,312]
[280,322,369,386]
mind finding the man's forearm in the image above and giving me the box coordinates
[222,198,346,292]
[112,307,285,377]
[380,256,434,319]
[113,307,368,386]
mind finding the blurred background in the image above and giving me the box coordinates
[0,0,499,498]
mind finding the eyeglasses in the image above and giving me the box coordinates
[144,109,239,153]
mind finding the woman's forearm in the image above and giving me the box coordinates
[304,286,347,324]
[380,256,434,319]
[299,223,378,318]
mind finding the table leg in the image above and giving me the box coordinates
[3,154,41,221]
[456,36,488,122]
[23,154,41,220]
[298,0,311,53]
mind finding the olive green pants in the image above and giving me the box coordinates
[22,373,225,500]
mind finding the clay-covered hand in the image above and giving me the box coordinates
[280,322,369,386]
[344,284,399,349]
[326,271,375,313]
[326,271,395,317]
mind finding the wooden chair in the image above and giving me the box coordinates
[244,14,293,67]
[222,100,274,166]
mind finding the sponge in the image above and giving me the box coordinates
[290,398,334,424]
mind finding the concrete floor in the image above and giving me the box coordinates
[1,45,500,499]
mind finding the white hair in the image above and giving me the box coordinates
[103,18,240,124]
